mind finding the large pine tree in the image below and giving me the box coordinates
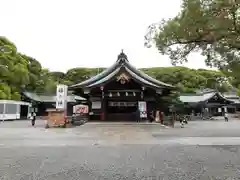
[145,0,240,86]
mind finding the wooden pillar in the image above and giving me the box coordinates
[141,86,145,100]
[141,86,146,121]
[100,86,105,120]
[87,96,92,121]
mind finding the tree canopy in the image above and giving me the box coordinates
[0,37,62,99]
[0,37,30,99]
[0,36,236,100]
[145,0,240,85]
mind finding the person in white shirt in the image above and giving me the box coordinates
[30,112,36,126]
[224,112,228,122]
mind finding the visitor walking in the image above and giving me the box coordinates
[177,114,185,128]
[30,112,36,126]
[224,112,229,122]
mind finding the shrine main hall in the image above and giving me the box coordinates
[69,51,174,121]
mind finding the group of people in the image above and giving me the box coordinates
[148,110,165,124]
[135,109,165,123]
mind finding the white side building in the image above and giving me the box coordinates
[0,100,32,120]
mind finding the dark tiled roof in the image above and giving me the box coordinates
[124,60,173,88]
[70,51,174,89]
[180,91,235,104]
[23,91,86,103]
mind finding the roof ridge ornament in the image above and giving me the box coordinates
[117,49,128,63]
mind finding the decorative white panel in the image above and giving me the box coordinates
[138,101,147,118]
[92,101,101,109]
[56,84,68,110]
[84,89,90,94]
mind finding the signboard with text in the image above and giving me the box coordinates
[56,84,68,110]
[73,104,89,114]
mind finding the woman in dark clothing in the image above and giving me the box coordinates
[149,110,155,123]
[136,109,140,122]
[31,112,36,126]
[160,111,164,124]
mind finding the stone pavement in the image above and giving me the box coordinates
[1,119,240,146]
[1,119,240,179]
[0,120,168,146]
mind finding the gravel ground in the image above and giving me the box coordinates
[0,119,240,180]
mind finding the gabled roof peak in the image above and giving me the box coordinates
[70,51,174,89]
[117,50,128,63]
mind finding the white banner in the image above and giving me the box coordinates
[56,84,68,110]
[138,101,147,118]
[223,106,227,113]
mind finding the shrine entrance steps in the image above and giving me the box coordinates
[85,121,161,125]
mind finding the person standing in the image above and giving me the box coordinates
[31,112,36,126]
[224,112,229,122]
[160,111,164,124]
[149,110,154,123]
[136,109,140,123]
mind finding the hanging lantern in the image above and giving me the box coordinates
[133,92,136,96]
[117,92,120,96]
[125,92,128,96]
[109,92,112,97]
[100,86,104,98]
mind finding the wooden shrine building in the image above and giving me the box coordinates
[179,89,235,116]
[22,91,86,116]
[70,51,174,121]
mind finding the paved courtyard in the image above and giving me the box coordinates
[0,119,240,179]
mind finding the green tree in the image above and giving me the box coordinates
[34,69,57,94]
[24,55,42,91]
[0,37,30,99]
[145,0,240,86]
[142,66,231,93]
[0,83,11,99]
[65,67,105,84]
[0,37,64,98]
[48,71,65,82]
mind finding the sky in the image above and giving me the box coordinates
[1,0,213,73]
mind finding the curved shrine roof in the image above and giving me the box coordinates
[179,90,234,104]
[70,51,174,89]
